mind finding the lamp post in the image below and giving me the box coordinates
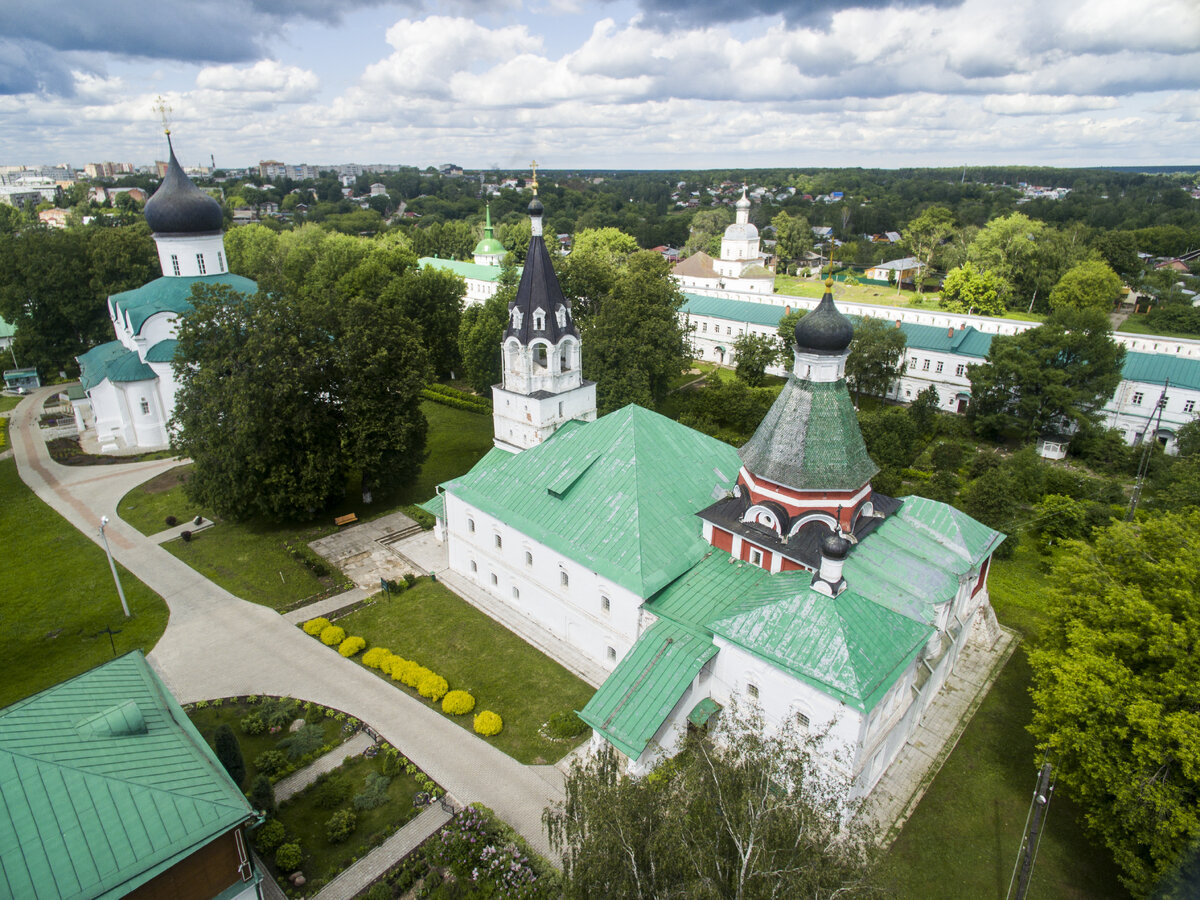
[98,516,131,618]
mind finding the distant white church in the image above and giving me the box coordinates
[74,136,256,451]
[672,188,775,295]
[423,192,1004,797]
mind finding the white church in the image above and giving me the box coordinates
[671,188,776,295]
[74,136,256,451]
[423,191,1005,798]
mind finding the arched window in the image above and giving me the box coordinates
[534,344,548,368]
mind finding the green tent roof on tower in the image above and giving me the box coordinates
[473,204,505,258]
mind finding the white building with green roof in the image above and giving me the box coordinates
[0,651,263,899]
[425,274,1006,798]
[74,135,257,452]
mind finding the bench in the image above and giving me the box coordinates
[334,513,358,527]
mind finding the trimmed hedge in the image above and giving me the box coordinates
[362,646,391,669]
[420,388,491,415]
[417,672,449,702]
[474,710,503,736]
[319,625,346,646]
[338,635,366,657]
[303,617,331,636]
[442,690,475,715]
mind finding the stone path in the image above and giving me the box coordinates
[147,516,216,544]
[313,803,454,900]
[309,511,424,591]
[8,387,565,864]
[274,731,376,803]
[283,587,371,625]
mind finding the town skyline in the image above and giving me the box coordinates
[1,0,1197,170]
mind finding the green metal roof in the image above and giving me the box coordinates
[897,321,994,358]
[0,315,14,339]
[0,652,256,900]
[419,492,445,520]
[683,293,789,328]
[738,377,879,492]
[687,697,721,727]
[77,341,156,391]
[442,405,743,597]
[1121,350,1200,392]
[418,257,519,283]
[472,237,505,256]
[109,273,258,336]
[578,619,717,759]
[143,338,179,364]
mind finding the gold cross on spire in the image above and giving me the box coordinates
[153,96,172,135]
[529,159,538,195]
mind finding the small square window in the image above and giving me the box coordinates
[469,560,477,573]
[747,683,759,699]
[512,586,520,599]
[560,570,569,587]
[491,573,498,586]
[1132,392,1144,406]
[601,596,610,613]
[702,322,707,332]
[525,551,533,566]
[908,357,917,369]
[494,534,502,549]
[468,518,475,533]
[607,646,617,661]
[749,548,763,567]
[935,361,943,374]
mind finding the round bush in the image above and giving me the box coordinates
[275,842,302,872]
[253,749,288,776]
[392,659,423,687]
[361,646,391,669]
[165,515,177,527]
[474,710,503,737]
[442,690,475,715]
[319,625,346,647]
[418,672,449,702]
[303,617,331,636]
[255,819,285,853]
[338,635,366,657]
[240,712,265,735]
[547,710,588,739]
[325,809,357,844]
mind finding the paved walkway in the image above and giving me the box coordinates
[313,803,454,900]
[283,587,371,625]
[275,731,376,803]
[8,387,564,863]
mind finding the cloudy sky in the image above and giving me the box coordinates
[1,0,1198,170]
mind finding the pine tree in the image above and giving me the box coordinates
[214,724,246,788]
[249,774,276,816]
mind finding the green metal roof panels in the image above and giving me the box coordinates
[108,273,258,336]
[896,321,994,358]
[144,338,178,364]
[418,257,519,283]
[419,492,446,520]
[648,548,776,629]
[707,583,931,712]
[895,496,1005,568]
[1122,350,1200,392]
[77,341,131,392]
[738,377,878,492]
[472,237,505,256]
[578,619,716,759]
[682,293,789,328]
[687,697,721,727]
[107,351,156,384]
[0,651,255,900]
[443,405,742,597]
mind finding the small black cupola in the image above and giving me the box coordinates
[143,135,224,235]
[794,275,854,354]
[504,166,577,345]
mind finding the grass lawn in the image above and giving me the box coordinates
[0,457,169,708]
[774,275,1045,322]
[0,394,21,413]
[117,464,212,535]
[333,579,595,765]
[1113,313,1199,340]
[883,538,1127,899]
[164,522,350,611]
[271,754,425,887]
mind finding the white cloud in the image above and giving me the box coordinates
[195,60,319,100]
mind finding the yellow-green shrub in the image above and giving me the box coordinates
[389,658,418,684]
[338,636,366,657]
[319,625,346,646]
[362,647,391,669]
[303,617,331,636]
[379,653,401,676]
[474,710,503,736]
[442,690,475,715]
[418,672,449,702]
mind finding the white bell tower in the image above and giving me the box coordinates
[492,164,596,452]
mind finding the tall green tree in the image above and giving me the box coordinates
[844,316,906,404]
[581,251,691,414]
[458,289,511,395]
[380,264,464,378]
[900,206,955,292]
[545,705,883,900]
[967,309,1125,440]
[1029,511,1200,896]
[1048,259,1125,313]
[771,211,813,271]
[774,308,806,365]
[732,332,777,387]
[967,213,1085,311]
[939,262,1005,315]
[684,207,734,256]
[214,724,245,788]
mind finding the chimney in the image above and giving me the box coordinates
[785,305,792,315]
[947,327,954,338]
[895,319,901,328]
[811,532,850,597]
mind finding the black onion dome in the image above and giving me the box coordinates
[144,138,223,235]
[528,196,544,216]
[821,532,851,560]
[794,277,854,353]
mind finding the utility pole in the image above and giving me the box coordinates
[98,516,131,618]
[1128,380,1170,520]
[1008,762,1056,900]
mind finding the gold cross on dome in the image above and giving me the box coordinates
[529,159,538,194]
[154,96,172,135]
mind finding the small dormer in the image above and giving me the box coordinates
[534,308,546,331]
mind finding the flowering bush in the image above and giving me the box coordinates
[474,710,503,736]
[338,635,366,657]
[377,653,400,676]
[302,617,331,636]
[427,805,542,897]
[442,690,476,715]
[391,659,423,687]
[418,672,449,702]
[361,646,391,669]
[319,625,346,646]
